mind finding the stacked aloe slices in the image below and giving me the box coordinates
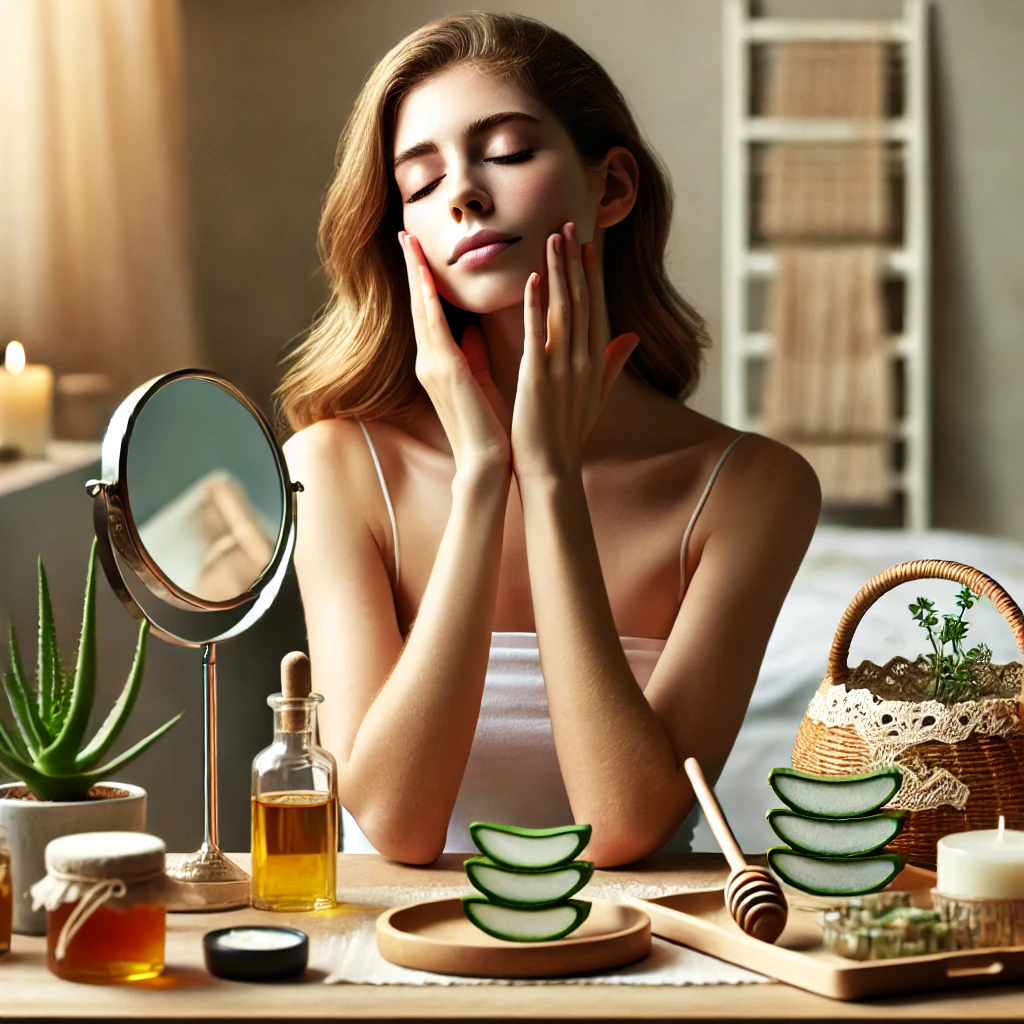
[461,822,594,942]
[765,768,907,896]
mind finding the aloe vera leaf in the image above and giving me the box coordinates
[768,767,903,818]
[767,847,903,896]
[77,711,185,780]
[0,714,31,764]
[38,541,98,772]
[74,620,149,772]
[766,809,906,857]
[463,857,594,907]
[36,555,56,728]
[0,742,63,798]
[461,897,592,942]
[4,630,49,754]
[468,822,592,869]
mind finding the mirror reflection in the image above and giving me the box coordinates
[126,377,284,603]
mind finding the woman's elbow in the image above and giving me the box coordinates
[353,809,447,866]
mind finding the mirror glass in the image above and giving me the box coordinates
[125,377,285,604]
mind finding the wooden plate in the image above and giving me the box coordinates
[376,898,651,978]
[630,865,1024,1001]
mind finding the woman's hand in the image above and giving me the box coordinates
[510,222,639,481]
[400,231,511,475]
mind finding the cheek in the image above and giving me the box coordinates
[503,161,576,229]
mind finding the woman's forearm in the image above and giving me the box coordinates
[342,465,511,862]
[519,472,684,864]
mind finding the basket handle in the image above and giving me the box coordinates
[826,559,1024,687]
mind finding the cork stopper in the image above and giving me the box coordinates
[280,652,311,732]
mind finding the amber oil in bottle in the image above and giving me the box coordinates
[0,827,11,956]
[251,653,338,911]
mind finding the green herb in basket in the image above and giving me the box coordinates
[909,585,993,703]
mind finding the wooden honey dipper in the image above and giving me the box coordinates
[683,757,788,944]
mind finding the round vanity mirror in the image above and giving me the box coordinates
[89,370,298,645]
[87,369,302,910]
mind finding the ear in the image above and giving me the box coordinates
[593,147,639,231]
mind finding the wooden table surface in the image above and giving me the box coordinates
[3,852,1024,1022]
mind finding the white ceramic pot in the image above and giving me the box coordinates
[0,780,147,934]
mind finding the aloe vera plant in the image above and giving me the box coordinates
[0,539,183,801]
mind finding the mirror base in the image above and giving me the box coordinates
[165,844,250,911]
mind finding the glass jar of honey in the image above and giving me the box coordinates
[30,831,175,983]
[0,826,11,956]
[251,670,338,912]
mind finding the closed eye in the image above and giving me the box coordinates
[404,149,534,204]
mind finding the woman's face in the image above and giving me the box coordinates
[392,64,602,314]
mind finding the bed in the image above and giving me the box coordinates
[692,523,1024,857]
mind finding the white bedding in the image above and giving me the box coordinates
[691,523,1024,856]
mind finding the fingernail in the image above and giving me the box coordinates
[553,234,562,255]
[565,222,576,245]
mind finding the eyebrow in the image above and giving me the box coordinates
[393,111,541,169]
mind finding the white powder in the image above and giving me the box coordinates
[214,928,303,951]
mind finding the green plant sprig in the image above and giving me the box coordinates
[908,585,993,703]
[0,539,183,801]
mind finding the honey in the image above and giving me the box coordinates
[0,846,11,956]
[251,790,337,911]
[30,831,173,984]
[46,901,165,982]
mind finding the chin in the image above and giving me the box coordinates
[437,276,527,315]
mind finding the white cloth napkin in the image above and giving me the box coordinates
[320,881,769,986]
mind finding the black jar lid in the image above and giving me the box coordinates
[203,926,309,982]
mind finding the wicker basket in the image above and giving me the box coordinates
[791,559,1024,870]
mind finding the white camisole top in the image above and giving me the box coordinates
[343,421,751,854]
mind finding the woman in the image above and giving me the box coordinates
[277,12,821,867]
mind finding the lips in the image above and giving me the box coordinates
[449,230,521,265]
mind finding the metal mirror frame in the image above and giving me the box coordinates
[87,368,303,910]
[89,367,293,618]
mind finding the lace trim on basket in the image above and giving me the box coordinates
[805,679,1022,811]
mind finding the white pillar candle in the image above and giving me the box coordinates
[936,817,1024,899]
[0,342,54,458]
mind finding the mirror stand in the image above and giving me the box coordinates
[164,643,250,910]
[89,369,300,914]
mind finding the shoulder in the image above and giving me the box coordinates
[706,430,822,550]
[282,415,378,488]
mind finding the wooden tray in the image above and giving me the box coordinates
[376,897,651,978]
[630,865,1024,1001]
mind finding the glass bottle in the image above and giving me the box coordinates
[0,826,11,956]
[251,687,338,912]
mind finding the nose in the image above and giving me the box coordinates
[447,169,492,220]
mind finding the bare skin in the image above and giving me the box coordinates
[284,65,822,867]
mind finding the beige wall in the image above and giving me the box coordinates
[181,0,1024,539]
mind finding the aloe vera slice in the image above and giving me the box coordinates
[767,808,906,857]
[463,856,593,907]
[468,822,591,869]
[461,897,592,942]
[767,847,904,896]
[768,767,903,819]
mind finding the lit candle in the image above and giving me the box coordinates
[936,816,1024,899]
[0,341,54,458]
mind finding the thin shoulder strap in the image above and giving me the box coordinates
[678,432,751,603]
[355,417,401,590]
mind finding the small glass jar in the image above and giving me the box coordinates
[820,890,973,960]
[251,692,338,911]
[931,890,1024,949]
[30,831,175,983]
[0,826,11,956]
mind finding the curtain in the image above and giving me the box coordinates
[0,0,201,395]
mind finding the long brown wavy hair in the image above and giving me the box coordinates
[275,11,711,435]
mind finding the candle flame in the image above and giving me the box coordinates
[4,341,25,375]
[999,815,1006,840]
